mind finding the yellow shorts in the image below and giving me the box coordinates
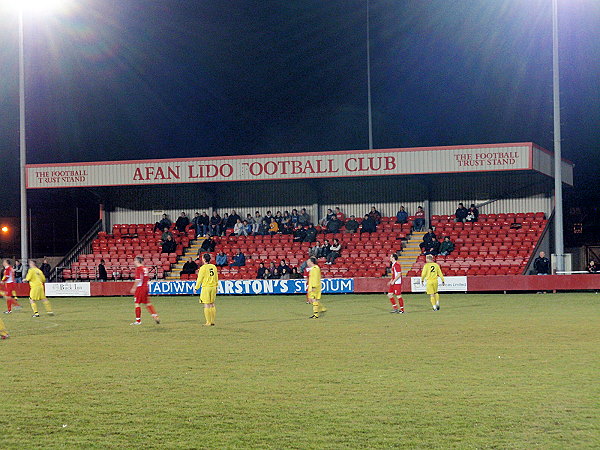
[308,289,322,300]
[199,286,217,304]
[425,280,438,295]
[30,285,46,301]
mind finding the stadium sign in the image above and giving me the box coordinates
[45,282,92,297]
[25,143,571,189]
[410,276,468,292]
[149,278,354,295]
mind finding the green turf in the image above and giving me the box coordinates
[1,293,599,449]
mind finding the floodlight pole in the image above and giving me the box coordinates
[552,0,564,273]
[18,9,29,265]
[366,0,373,150]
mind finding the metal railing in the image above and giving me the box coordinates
[50,220,102,282]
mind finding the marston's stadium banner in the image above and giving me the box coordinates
[410,277,468,293]
[149,278,354,296]
[45,282,92,297]
[26,143,572,189]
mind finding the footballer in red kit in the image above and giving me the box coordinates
[387,253,404,313]
[130,256,160,325]
[2,259,21,314]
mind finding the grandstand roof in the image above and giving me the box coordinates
[26,142,573,189]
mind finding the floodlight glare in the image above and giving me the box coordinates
[1,226,9,233]
[2,0,69,13]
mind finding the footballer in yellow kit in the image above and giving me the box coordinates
[195,253,218,326]
[306,257,326,318]
[25,260,53,317]
[421,254,445,311]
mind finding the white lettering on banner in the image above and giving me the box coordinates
[45,282,91,297]
[410,277,468,293]
[148,279,354,295]
[26,145,534,188]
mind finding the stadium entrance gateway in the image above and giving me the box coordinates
[23,142,586,295]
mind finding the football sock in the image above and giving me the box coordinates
[146,304,157,316]
[0,318,7,336]
[210,306,216,324]
[434,293,440,306]
[389,297,398,309]
[429,295,436,307]
[6,298,12,312]
[42,300,52,313]
[135,306,142,322]
[320,302,326,312]
[203,307,211,325]
[312,301,320,317]
[30,300,38,315]
[397,296,404,311]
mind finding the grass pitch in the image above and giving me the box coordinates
[1,293,599,449]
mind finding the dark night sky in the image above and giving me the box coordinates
[1,0,599,217]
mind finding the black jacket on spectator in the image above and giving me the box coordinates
[326,218,341,233]
[304,226,317,242]
[257,267,268,279]
[226,214,240,229]
[455,206,468,221]
[361,217,377,233]
[182,261,198,275]
[200,238,215,252]
[40,263,52,278]
[533,256,550,274]
[345,219,359,233]
[175,216,190,232]
[162,240,177,254]
[98,263,108,281]
[293,228,307,242]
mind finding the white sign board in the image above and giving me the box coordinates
[45,282,91,297]
[410,276,468,293]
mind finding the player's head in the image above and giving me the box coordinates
[2,258,11,268]
[28,259,37,268]
[203,253,211,264]
[390,253,398,263]
[134,256,144,266]
[426,254,434,262]
[307,257,317,267]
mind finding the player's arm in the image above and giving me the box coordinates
[420,266,426,282]
[194,267,205,291]
[437,265,445,284]
[25,270,32,282]
[130,277,139,294]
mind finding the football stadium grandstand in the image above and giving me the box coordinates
[23,141,576,293]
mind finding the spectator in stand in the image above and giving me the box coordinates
[274,211,283,226]
[280,268,291,280]
[326,215,342,233]
[310,241,322,258]
[243,220,253,236]
[269,217,279,235]
[280,216,293,234]
[161,234,177,253]
[291,209,300,225]
[345,215,359,233]
[258,219,270,235]
[175,212,190,233]
[233,219,245,236]
[192,212,202,237]
[304,224,317,242]
[321,239,332,259]
[40,259,52,279]
[438,236,455,256]
[278,259,291,274]
[263,210,274,224]
[326,239,342,264]
[220,213,230,235]
[455,203,468,223]
[293,225,307,242]
[361,214,377,233]
[181,257,198,275]
[268,262,278,278]
[98,259,108,281]
[419,228,438,255]
[245,213,256,232]
[216,251,228,267]
[226,210,241,229]
[257,262,268,279]
[368,206,382,224]
[335,207,345,222]
[414,206,425,231]
[253,211,262,233]
[209,211,221,236]
[533,251,550,275]
[199,236,215,253]
[14,260,23,283]
[154,214,171,232]
[587,260,598,273]
[321,209,334,227]
[199,212,210,236]
[396,206,408,224]
[230,250,246,267]
[298,208,310,226]
[466,204,479,222]
[161,227,174,244]
[270,268,281,279]
[290,267,302,279]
